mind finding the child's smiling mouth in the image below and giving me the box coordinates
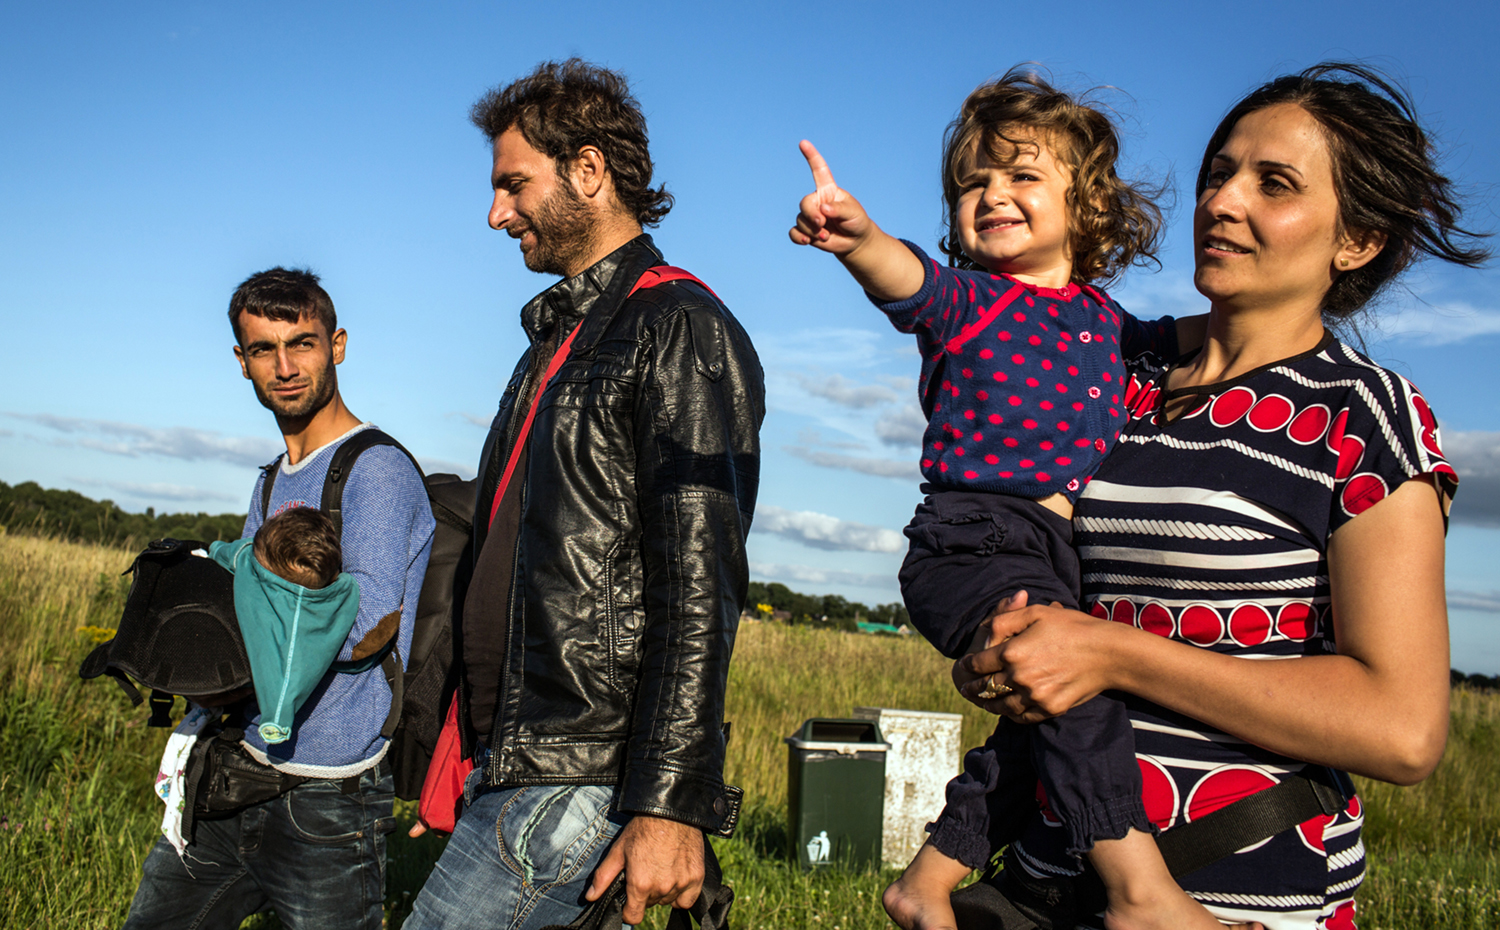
[977,216,1025,233]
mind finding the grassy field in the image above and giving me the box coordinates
[1,530,1496,928]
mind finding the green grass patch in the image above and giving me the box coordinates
[2,530,1496,928]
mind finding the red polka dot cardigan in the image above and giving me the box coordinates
[875,242,1178,501]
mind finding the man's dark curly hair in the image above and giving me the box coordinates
[1197,62,1490,322]
[228,266,336,347]
[470,58,672,228]
[939,67,1165,286]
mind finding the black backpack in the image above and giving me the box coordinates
[258,428,475,801]
[79,538,252,726]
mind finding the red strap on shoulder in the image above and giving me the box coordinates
[628,265,719,301]
[487,265,717,531]
[487,316,586,530]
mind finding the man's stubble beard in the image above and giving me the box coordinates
[252,359,338,421]
[521,179,599,278]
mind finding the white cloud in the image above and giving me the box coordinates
[754,327,892,368]
[1442,429,1500,476]
[1371,302,1500,346]
[1438,431,1500,528]
[749,560,900,592]
[793,373,898,410]
[753,505,904,553]
[874,403,926,448]
[1449,474,1500,529]
[8,413,280,469]
[782,445,920,481]
[797,429,868,451]
[1448,589,1500,614]
[70,478,240,505]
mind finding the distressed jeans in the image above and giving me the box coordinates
[403,783,627,930]
[122,764,395,930]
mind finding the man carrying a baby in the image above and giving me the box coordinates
[123,266,436,930]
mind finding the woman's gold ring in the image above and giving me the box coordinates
[977,673,1013,700]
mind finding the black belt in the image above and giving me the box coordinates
[1157,768,1347,878]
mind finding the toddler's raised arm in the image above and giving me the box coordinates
[789,140,924,303]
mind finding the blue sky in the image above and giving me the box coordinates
[3,1,1497,671]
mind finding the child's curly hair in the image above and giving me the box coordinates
[939,67,1164,286]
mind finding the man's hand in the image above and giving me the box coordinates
[586,814,704,925]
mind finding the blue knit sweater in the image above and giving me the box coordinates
[239,424,435,777]
[876,242,1178,501]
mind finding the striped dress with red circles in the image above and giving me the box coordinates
[1010,334,1458,930]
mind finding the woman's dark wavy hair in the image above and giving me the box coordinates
[470,58,672,228]
[939,67,1164,286]
[1197,62,1490,321]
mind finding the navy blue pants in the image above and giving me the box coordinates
[899,487,1151,865]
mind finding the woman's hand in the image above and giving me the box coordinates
[952,591,1031,715]
[959,595,1123,723]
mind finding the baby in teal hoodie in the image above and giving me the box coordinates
[208,507,359,744]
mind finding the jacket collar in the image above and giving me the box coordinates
[519,234,665,345]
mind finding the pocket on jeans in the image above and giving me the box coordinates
[283,782,377,845]
[496,786,617,886]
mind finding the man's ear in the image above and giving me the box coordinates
[1336,228,1388,273]
[234,344,251,380]
[571,145,609,200]
[331,328,347,365]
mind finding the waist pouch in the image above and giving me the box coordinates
[179,722,309,842]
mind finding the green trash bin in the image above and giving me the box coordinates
[785,717,889,870]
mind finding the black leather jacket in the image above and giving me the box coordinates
[470,235,763,834]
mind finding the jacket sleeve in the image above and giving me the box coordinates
[617,287,764,831]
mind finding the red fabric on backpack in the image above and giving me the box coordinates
[420,264,715,834]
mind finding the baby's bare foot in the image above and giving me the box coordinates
[882,875,959,930]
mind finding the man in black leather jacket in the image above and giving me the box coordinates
[403,59,763,930]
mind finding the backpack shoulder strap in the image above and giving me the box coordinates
[320,428,425,537]
[628,265,720,302]
[258,458,282,523]
[319,427,428,739]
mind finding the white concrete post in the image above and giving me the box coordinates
[853,706,963,869]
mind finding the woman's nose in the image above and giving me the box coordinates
[1201,177,1247,221]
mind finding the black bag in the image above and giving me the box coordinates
[79,538,251,725]
[258,428,475,801]
[538,837,735,930]
[175,716,311,840]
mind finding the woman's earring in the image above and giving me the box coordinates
[1339,258,1350,268]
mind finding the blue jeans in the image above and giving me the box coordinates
[122,764,395,930]
[403,782,626,930]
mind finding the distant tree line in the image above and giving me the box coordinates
[1452,669,1500,692]
[0,480,245,548]
[744,580,910,632]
